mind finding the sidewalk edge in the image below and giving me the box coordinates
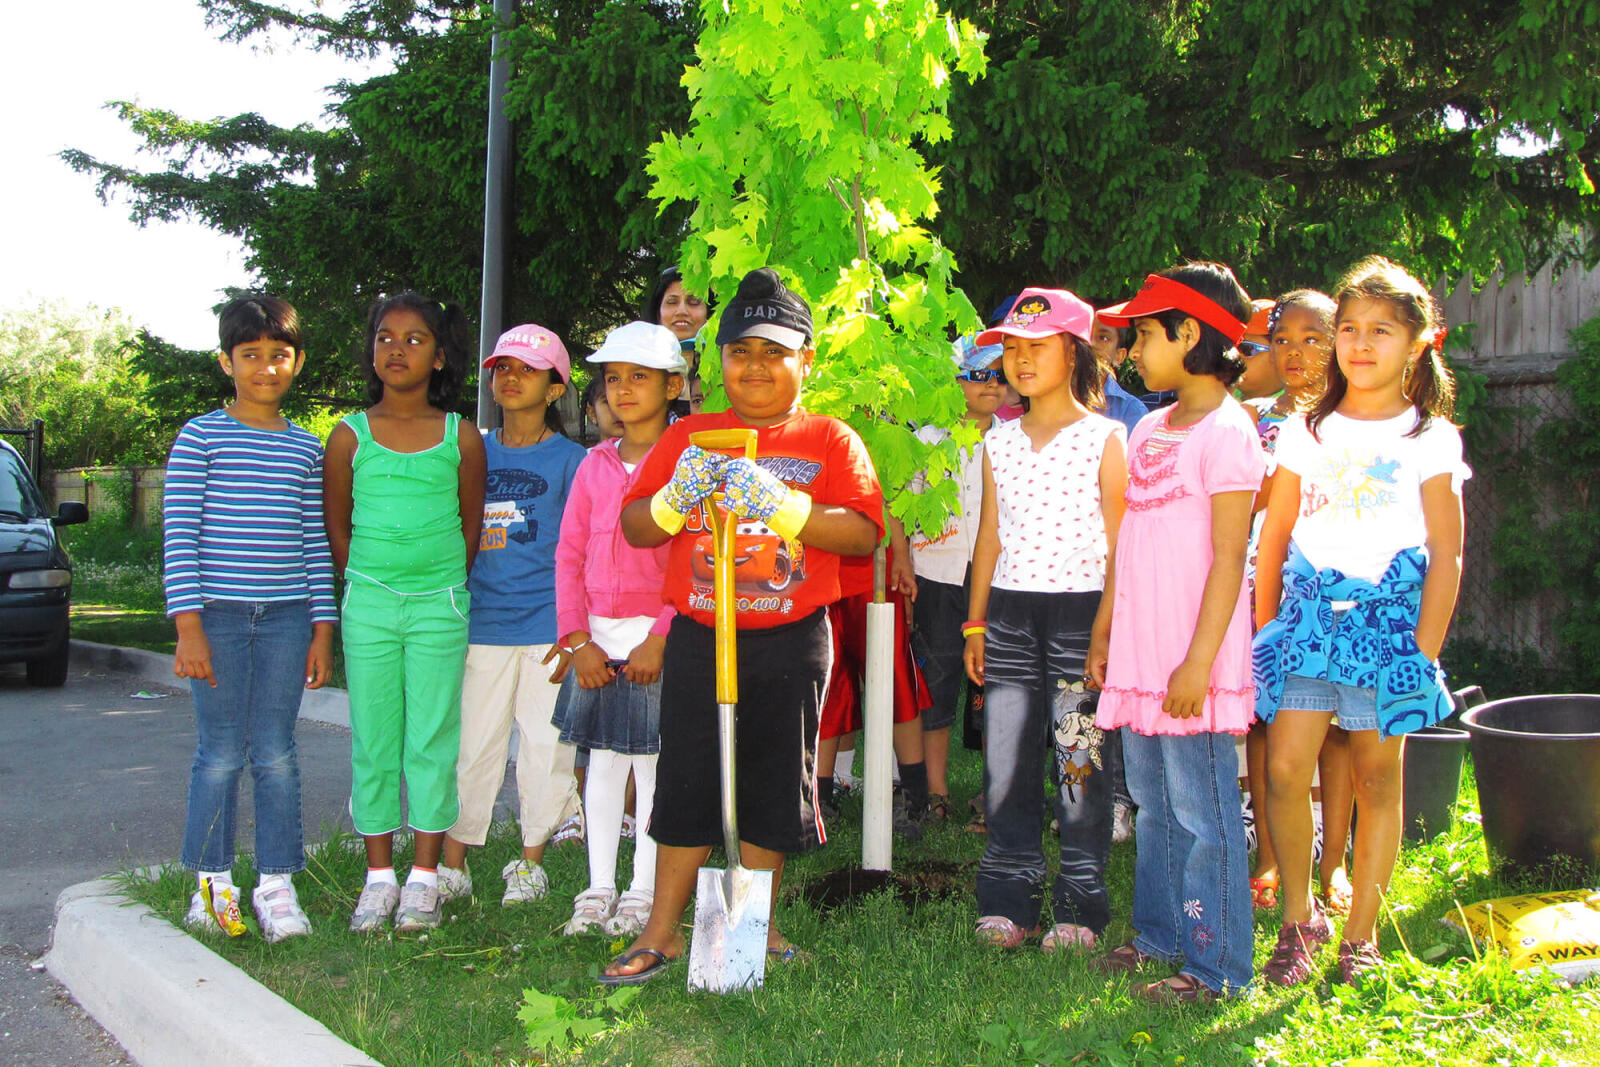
[44,877,382,1067]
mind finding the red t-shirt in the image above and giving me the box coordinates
[623,409,885,629]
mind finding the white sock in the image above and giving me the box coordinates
[627,754,659,896]
[198,869,232,891]
[407,867,439,889]
[834,747,855,780]
[585,749,630,892]
[365,867,399,888]
[257,873,291,893]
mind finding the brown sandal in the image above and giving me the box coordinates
[1134,972,1220,1004]
[926,794,953,823]
[1093,940,1160,974]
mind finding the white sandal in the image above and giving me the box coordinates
[603,889,654,937]
[562,888,617,936]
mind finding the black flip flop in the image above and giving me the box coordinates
[597,946,674,986]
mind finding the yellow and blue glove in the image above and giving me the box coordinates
[721,457,813,541]
[649,445,728,534]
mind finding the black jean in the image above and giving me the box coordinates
[976,588,1113,932]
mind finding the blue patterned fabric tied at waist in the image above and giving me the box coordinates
[1251,544,1451,739]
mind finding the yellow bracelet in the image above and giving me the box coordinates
[962,624,987,638]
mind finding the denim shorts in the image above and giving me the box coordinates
[1279,673,1379,732]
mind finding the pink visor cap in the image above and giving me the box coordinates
[483,324,571,383]
[975,287,1095,346]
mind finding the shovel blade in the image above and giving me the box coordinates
[686,865,773,993]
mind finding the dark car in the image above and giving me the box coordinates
[0,440,88,685]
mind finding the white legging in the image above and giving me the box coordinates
[584,749,657,895]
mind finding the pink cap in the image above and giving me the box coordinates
[975,287,1094,346]
[483,323,571,383]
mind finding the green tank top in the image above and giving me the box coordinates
[344,410,467,593]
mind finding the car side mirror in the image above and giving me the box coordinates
[53,501,89,527]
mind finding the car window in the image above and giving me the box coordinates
[0,449,47,520]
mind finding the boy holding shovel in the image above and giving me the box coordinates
[601,267,883,984]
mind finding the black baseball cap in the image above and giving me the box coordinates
[714,267,813,349]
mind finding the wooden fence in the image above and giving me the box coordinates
[1434,263,1599,662]
[50,467,166,528]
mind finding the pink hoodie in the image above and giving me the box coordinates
[555,438,675,643]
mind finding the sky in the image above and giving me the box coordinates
[1,1,390,350]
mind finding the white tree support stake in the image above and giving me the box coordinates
[862,544,894,870]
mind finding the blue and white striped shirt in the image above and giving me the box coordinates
[162,409,337,621]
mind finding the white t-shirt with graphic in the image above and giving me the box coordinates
[1275,410,1469,584]
[908,420,1005,585]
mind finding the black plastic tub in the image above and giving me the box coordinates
[1460,695,1600,875]
[1402,725,1469,843]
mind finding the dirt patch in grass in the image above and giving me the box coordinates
[798,859,974,912]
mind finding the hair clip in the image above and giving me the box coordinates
[1432,326,1448,351]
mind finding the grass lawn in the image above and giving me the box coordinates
[119,747,1600,1066]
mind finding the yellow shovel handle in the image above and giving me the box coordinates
[688,429,757,706]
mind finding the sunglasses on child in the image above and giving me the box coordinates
[1237,341,1272,359]
[957,367,1007,384]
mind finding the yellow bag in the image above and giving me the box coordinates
[1447,889,1600,981]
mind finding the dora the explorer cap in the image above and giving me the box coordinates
[714,268,813,349]
[975,287,1095,346]
[484,324,571,383]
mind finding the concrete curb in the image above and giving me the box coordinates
[70,639,351,728]
[44,878,381,1067]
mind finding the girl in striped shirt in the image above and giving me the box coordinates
[164,294,335,943]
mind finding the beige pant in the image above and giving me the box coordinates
[451,643,580,847]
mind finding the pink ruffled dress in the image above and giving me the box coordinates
[1095,399,1266,736]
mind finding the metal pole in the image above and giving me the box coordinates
[476,0,515,431]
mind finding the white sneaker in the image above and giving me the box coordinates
[437,863,473,903]
[603,889,654,937]
[501,859,549,905]
[348,881,401,933]
[620,814,637,840]
[551,810,585,848]
[563,888,618,936]
[393,881,443,933]
[1112,801,1136,844]
[184,879,246,937]
[252,879,312,942]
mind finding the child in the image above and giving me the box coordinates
[906,336,1009,823]
[553,321,684,937]
[1089,264,1265,1001]
[583,374,624,441]
[962,287,1127,952]
[600,267,883,983]
[644,265,711,416]
[323,291,487,933]
[817,519,934,836]
[1254,257,1465,986]
[434,324,586,907]
[1243,290,1352,914]
[165,294,334,941]
[1234,300,1283,401]
[1089,314,1153,436]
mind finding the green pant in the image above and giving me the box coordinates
[342,579,470,835]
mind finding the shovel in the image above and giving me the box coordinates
[685,428,773,994]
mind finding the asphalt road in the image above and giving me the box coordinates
[0,658,359,1066]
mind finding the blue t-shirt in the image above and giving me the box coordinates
[467,429,586,645]
[1103,377,1151,438]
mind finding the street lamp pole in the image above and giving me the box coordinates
[475,0,515,430]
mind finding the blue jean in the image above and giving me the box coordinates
[181,598,310,874]
[1122,728,1253,994]
[977,588,1112,932]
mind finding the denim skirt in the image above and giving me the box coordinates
[553,669,662,755]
